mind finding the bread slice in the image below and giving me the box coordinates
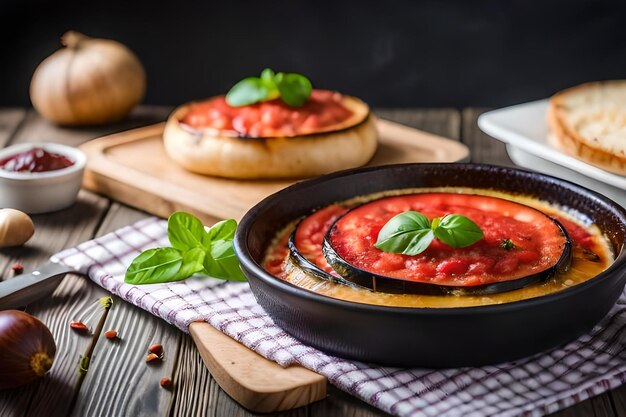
[547,80,626,176]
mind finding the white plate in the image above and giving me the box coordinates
[506,145,626,208]
[477,99,626,190]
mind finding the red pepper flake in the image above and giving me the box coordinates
[160,377,172,389]
[148,343,163,357]
[70,321,89,332]
[146,353,161,363]
[104,330,118,340]
[11,263,24,274]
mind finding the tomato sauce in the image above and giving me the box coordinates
[180,90,354,137]
[0,147,74,173]
[326,193,567,286]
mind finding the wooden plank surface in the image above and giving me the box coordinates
[69,203,182,417]
[0,108,26,148]
[461,108,514,166]
[0,106,624,417]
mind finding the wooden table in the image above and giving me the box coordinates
[0,107,624,417]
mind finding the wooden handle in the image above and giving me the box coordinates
[189,321,327,412]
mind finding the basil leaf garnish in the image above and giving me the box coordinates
[274,72,313,107]
[375,211,483,255]
[375,211,434,255]
[225,68,312,107]
[125,212,246,284]
[225,77,271,107]
[433,214,484,248]
[260,68,275,84]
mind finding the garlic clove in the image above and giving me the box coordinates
[0,208,35,247]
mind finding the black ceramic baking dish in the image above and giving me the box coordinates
[234,164,626,367]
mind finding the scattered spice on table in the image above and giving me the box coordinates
[70,321,89,333]
[146,353,161,363]
[104,330,118,340]
[148,343,163,356]
[160,376,172,389]
[11,263,24,274]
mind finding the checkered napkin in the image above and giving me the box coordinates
[51,217,626,417]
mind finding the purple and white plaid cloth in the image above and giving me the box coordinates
[51,217,626,417]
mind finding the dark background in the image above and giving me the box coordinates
[2,0,625,108]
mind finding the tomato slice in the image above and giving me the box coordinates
[322,193,572,295]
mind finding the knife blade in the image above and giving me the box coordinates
[0,261,76,310]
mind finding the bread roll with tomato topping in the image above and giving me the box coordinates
[547,80,626,175]
[163,90,377,179]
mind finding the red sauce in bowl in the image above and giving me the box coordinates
[0,147,74,173]
[180,89,354,137]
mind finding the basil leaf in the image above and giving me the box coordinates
[274,72,312,107]
[125,211,247,285]
[204,219,237,245]
[168,212,207,251]
[226,77,270,107]
[204,240,247,281]
[125,247,206,284]
[260,68,275,83]
[203,219,243,280]
[125,248,182,284]
[378,229,435,255]
[225,69,312,107]
[377,211,431,240]
[260,68,280,100]
[179,247,206,278]
[375,210,484,255]
[375,211,435,255]
[433,214,484,248]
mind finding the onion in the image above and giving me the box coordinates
[0,310,56,390]
[30,31,146,126]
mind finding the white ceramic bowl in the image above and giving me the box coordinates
[0,143,86,213]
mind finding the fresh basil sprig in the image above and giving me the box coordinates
[226,68,312,107]
[125,212,247,285]
[375,211,484,255]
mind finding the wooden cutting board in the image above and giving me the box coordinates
[188,322,327,412]
[79,119,470,224]
[78,120,469,412]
